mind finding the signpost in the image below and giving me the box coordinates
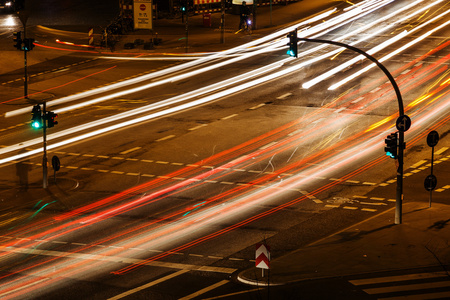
[425,130,439,207]
[52,155,60,184]
[255,243,270,276]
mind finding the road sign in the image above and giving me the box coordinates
[427,131,439,148]
[133,0,153,30]
[255,243,270,269]
[396,115,411,132]
[52,156,60,172]
[424,174,437,192]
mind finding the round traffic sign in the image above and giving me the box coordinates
[52,155,60,172]
[396,115,411,132]
[424,174,437,192]
[140,4,146,11]
[426,130,439,148]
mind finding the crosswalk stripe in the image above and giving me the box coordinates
[362,280,450,294]
[350,271,450,300]
[349,271,449,285]
[381,290,450,300]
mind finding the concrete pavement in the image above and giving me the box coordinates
[238,201,450,286]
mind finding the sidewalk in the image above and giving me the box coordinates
[238,201,450,285]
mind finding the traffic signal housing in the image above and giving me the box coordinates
[180,0,187,12]
[31,105,42,129]
[46,111,58,128]
[287,29,298,58]
[384,132,398,159]
[13,31,22,50]
[23,38,35,51]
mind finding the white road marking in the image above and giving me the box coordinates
[0,246,237,274]
[108,270,189,300]
[179,280,229,300]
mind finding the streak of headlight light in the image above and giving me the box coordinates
[344,0,388,11]
[291,0,392,43]
[292,0,429,67]
[303,0,444,89]
[113,126,384,266]
[279,0,425,73]
[328,15,450,90]
[0,61,287,164]
[3,9,337,119]
[0,3,407,158]
[0,0,427,163]
[5,40,284,120]
[302,30,411,90]
[118,98,450,267]
[207,0,404,69]
[0,1,430,161]
[5,1,393,119]
[97,56,205,60]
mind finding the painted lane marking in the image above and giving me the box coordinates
[276,93,292,99]
[108,270,189,300]
[249,103,265,110]
[189,124,208,131]
[156,135,176,142]
[179,280,229,300]
[221,114,238,120]
[435,147,448,155]
[120,147,141,155]
[0,246,237,274]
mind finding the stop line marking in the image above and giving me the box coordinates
[0,246,237,274]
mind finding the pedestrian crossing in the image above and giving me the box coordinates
[349,271,450,299]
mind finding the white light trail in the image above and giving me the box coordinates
[0,0,421,166]
[302,0,445,89]
[329,11,450,90]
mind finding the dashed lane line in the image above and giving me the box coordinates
[119,147,141,155]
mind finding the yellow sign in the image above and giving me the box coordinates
[134,0,152,30]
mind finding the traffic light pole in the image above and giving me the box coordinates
[42,102,48,189]
[24,27,28,98]
[295,37,405,224]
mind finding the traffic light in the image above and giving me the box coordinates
[31,105,42,129]
[46,111,58,128]
[23,38,35,51]
[287,29,298,58]
[13,31,22,50]
[180,0,187,12]
[384,132,398,159]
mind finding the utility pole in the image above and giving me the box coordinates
[220,0,225,43]
[42,102,48,188]
[17,11,29,99]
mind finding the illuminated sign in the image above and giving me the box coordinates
[134,0,152,30]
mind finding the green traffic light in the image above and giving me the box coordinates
[31,120,41,129]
